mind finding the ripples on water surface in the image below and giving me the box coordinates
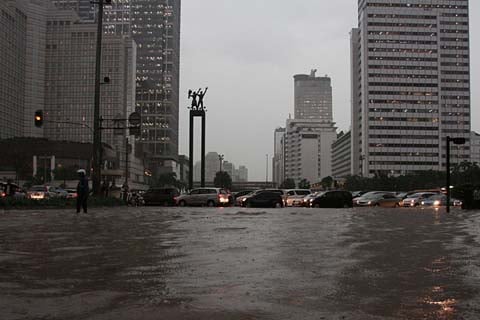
[0,207,479,319]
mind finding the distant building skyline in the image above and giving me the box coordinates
[193,151,249,183]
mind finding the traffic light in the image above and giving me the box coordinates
[34,110,43,128]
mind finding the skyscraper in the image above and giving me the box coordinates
[272,127,285,186]
[0,0,27,139]
[294,70,333,122]
[50,0,182,177]
[284,71,337,184]
[351,0,471,177]
[129,1,181,176]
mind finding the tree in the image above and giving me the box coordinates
[214,171,232,189]
[298,178,310,189]
[155,172,184,189]
[320,176,333,190]
[280,178,296,189]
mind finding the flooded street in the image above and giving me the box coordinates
[1,207,480,319]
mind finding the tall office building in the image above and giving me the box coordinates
[49,0,182,177]
[129,1,181,176]
[351,0,471,177]
[294,70,333,122]
[284,71,337,184]
[0,0,27,139]
[272,127,285,185]
[50,0,94,21]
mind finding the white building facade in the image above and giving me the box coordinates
[351,0,471,177]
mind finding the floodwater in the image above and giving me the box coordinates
[1,206,480,319]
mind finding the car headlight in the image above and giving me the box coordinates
[433,200,440,206]
[421,201,425,205]
[242,198,247,202]
[367,201,372,205]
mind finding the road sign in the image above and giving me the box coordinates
[128,112,141,126]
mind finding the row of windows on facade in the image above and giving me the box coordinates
[365,3,468,10]
[367,13,467,20]
[369,108,468,115]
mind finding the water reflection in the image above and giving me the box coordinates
[334,208,475,319]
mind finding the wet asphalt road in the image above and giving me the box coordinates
[1,206,480,320]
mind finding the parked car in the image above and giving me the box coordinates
[242,190,284,208]
[301,192,321,207]
[353,191,386,206]
[355,192,400,207]
[402,192,438,207]
[420,194,462,207]
[65,188,78,199]
[234,190,256,199]
[27,185,57,200]
[54,187,68,198]
[235,190,256,206]
[310,191,353,208]
[176,188,230,207]
[1,182,22,198]
[285,189,312,207]
[143,187,180,206]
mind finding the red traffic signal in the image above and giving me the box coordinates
[34,110,43,127]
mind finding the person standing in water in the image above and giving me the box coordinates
[76,169,89,213]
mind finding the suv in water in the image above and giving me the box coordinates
[176,188,230,207]
[143,187,180,206]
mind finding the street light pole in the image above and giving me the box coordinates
[92,0,106,195]
[218,154,224,172]
[445,136,466,213]
[446,136,451,213]
[266,154,268,188]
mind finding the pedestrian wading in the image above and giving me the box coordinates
[76,169,89,213]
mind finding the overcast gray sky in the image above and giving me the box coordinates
[179,0,479,181]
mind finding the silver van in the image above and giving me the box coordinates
[176,188,230,207]
[285,189,312,207]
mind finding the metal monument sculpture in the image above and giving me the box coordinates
[188,87,208,189]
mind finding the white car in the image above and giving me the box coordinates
[27,185,57,200]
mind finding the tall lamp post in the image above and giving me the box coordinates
[218,154,224,172]
[91,0,111,195]
[446,136,466,213]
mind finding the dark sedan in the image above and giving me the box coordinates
[242,191,284,208]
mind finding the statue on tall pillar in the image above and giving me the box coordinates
[188,87,208,111]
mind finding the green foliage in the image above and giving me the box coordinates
[280,178,296,189]
[344,162,480,192]
[154,172,185,189]
[214,171,232,189]
[320,176,334,190]
[298,179,311,189]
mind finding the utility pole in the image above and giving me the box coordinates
[92,0,106,195]
[265,154,269,188]
[125,137,129,187]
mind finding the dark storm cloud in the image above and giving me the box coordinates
[180,0,479,180]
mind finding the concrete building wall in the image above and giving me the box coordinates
[332,131,352,178]
[284,119,336,184]
[352,0,471,177]
[237,166,248,182]
[0,0,27,139]
[300,136,319,183]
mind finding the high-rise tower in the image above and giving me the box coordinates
[351,0,471,177]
